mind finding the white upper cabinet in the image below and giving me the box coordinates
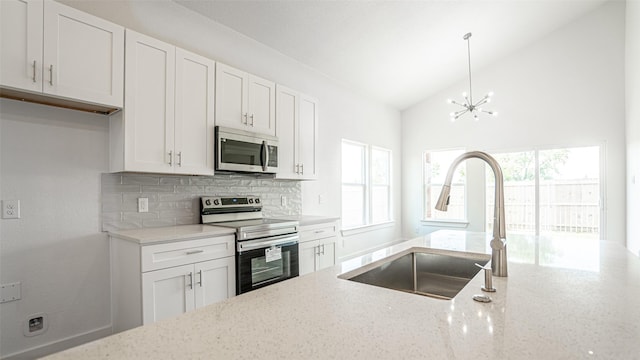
[111,30,214,175]
[215,63,276,136]
[122,30,176,173]
[276,85,318,180]
[174,48,215,175]
[298,94,319,179]
[1,0,43,93]
[0,0,124,111]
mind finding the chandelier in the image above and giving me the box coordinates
[447,32,497,122]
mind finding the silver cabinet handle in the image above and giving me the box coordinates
[32,60,37,83]
[242,113,248,124]
[315,245,321,256]
[314,230,325,234]
[321,244,325,255]
[48,64,53,86]
[186,249,204,255]
[300,163,304,175]
[295,164,300,174]
[177,151,182,167]
[197,270,202,287]
[187,272,193,290]
[250,114,254,126]
[168,150,173,166]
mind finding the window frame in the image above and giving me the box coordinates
[341,139,393,230]
[422,148,468,224]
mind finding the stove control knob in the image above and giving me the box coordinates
[205,199,212,206]
[213,199,220,206]
[248,198,254,204]
[255,198,260,204]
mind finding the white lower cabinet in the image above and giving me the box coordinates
[111,234,235,333]
[141,257,234,324]
[298,221,339,276]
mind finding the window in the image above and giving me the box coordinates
[486,146,600,240]
[341,140,392,228]
[423,149,466,221]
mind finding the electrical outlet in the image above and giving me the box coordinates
[138,198,149,213]
[2,200,20,219]
[24,313,47,337]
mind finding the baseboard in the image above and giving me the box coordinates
[1,325,113,360]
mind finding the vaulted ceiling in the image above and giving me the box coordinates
[175,0,612,110]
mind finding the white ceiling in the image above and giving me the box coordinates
[175,0,611,110]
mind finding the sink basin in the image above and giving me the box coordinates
[339,247,491,300]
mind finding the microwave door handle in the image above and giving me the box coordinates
[261,141,268,171]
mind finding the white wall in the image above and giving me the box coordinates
[1,1,401,357]
[402,2,627,244]
[0,100,112,358]
[626,0,640,257]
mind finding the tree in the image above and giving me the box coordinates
[488,150,569,182]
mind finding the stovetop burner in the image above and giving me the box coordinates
[201,196,298,241]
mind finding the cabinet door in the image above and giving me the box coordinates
[142,264,195,325]
[124,30,176,173]
[275,85,299,179]
[43,0,124,107]
[215,63,247,130]
[0,0,43,93]
[317,238,336,271]
[299,240,319,276]
[298,95,319,179]
[174,48,215,175]
[194,256,235,308]
[248,74,276,136]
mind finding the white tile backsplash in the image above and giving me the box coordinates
[101,173,301,231]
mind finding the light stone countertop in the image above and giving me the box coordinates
[274,215,340,226]
[108,224,236,244]
[45,230,640,359]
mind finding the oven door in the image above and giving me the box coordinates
[236,234,299,295]
[216,126,278,173]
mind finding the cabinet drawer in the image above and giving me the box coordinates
[141,235,235,272]
[299,222,338,242]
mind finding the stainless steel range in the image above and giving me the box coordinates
[201,196,299,295]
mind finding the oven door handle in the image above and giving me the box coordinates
[237,234,298,252]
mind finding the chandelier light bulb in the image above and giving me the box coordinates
[447,99,453,104]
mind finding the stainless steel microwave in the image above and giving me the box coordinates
[215,126,278,174]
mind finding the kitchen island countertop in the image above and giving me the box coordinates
[45,230,640,359]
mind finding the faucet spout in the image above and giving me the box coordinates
[435,151,508,277]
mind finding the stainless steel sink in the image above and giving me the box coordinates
[339,247,491,300]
